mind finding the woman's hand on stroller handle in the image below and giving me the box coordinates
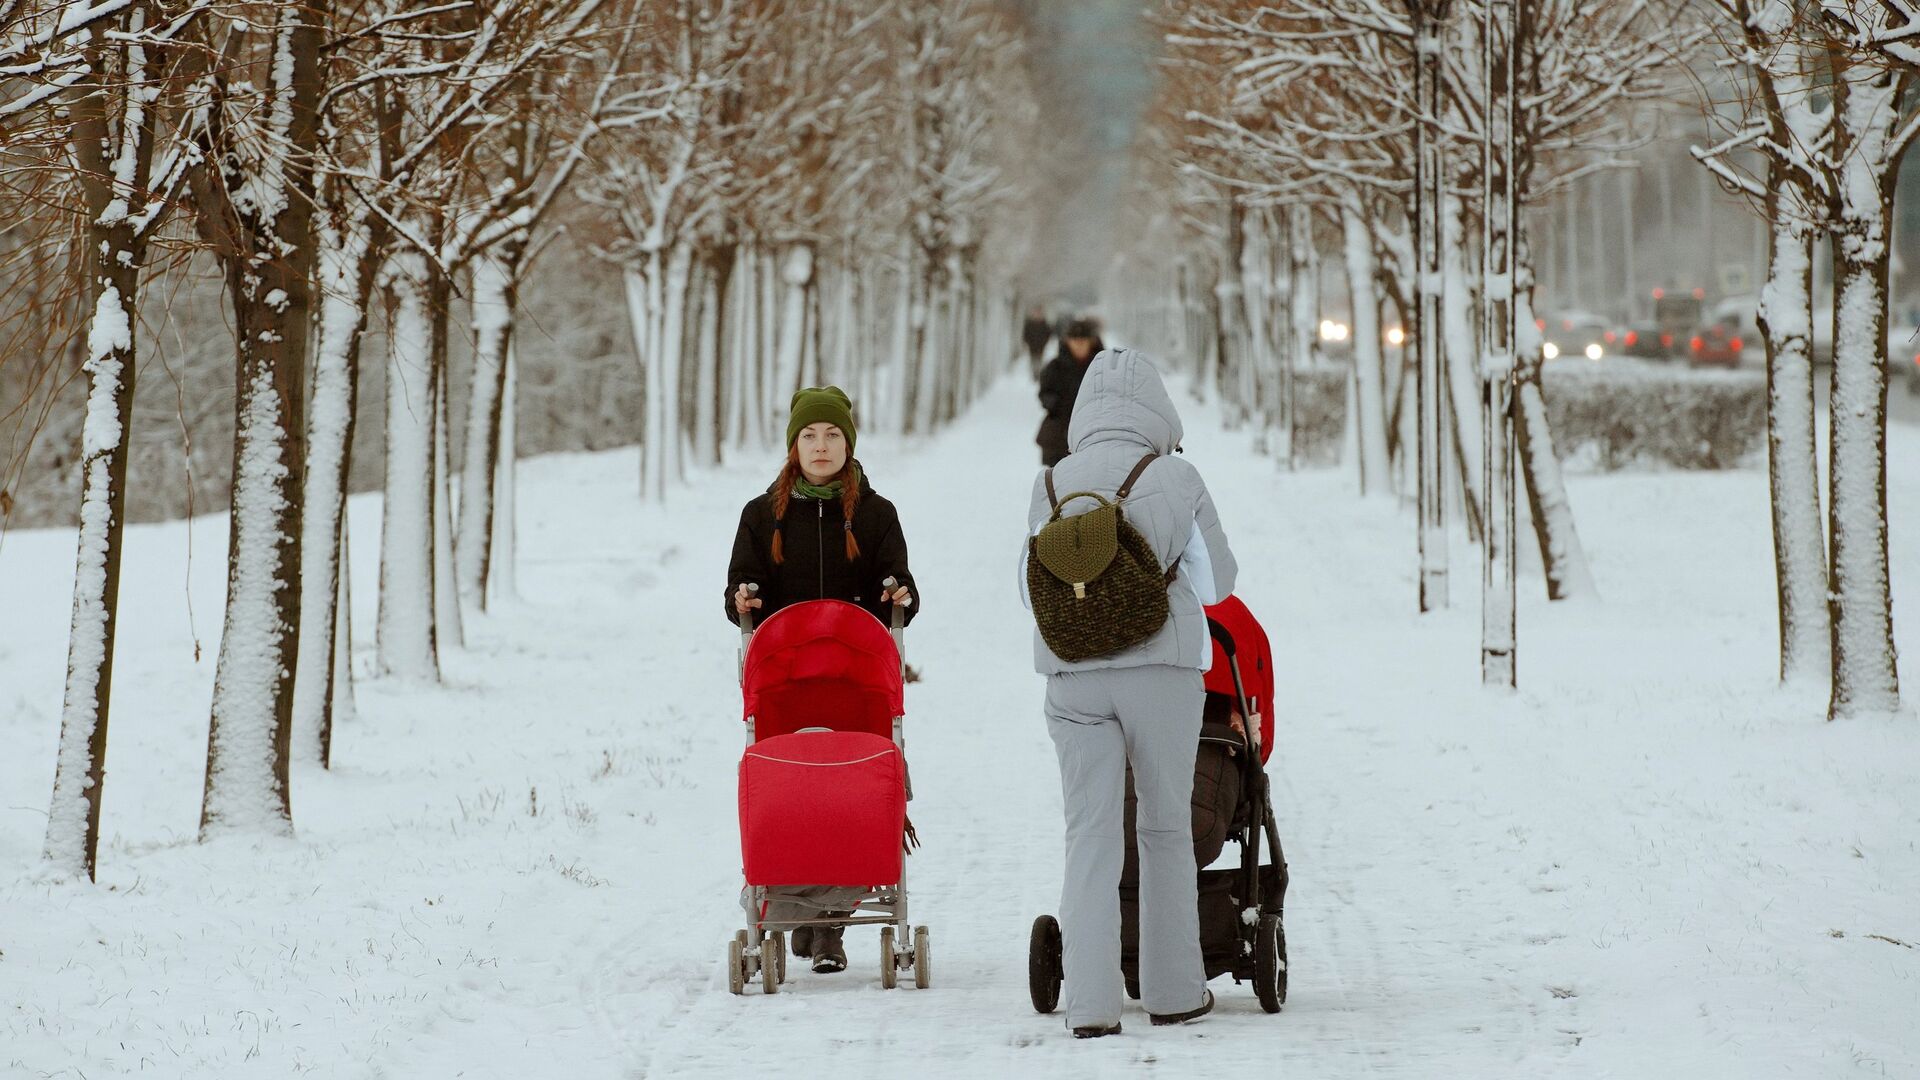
[734,582,763,615]
[881,576,912,607]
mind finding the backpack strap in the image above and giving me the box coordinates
[1116,453,1158,501]
[1044,468,1060,510]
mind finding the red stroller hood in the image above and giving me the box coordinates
[1204,595,1275,762]
[742,600,904,741]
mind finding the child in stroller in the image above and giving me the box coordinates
[1030,595,1290,1014]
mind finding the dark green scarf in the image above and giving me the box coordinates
[793,464,858,502]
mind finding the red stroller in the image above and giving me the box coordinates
[728,591,930,994]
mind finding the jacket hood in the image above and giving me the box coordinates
[1066,347,1183,455]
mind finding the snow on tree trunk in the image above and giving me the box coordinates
[1825,69,1903,719]
[776,242,813,402]
[727,243,755,451]
[488,338,519,607]
[1221,203,1251,430]
[46,270,138,880]
[1513,272,1597,601]
[431,298,462,650]
[1443,196,1487,537]
[45,6,177,872]
[1756,183,1829,685]
[661,240,693,485]
[456,250,518,606]
[693,252,721,466]
[1241,209,1277,456]
[198,4,326,839]
[375,252,440,679]
[295,219,374,762]
[1342,196,1392,497]
[624,258,665,500]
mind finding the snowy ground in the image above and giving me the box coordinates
[3,368,1917,1079]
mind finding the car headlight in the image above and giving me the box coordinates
[1542,341,1560,360]
[1585,343,1603,361]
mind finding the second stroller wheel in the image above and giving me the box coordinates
[760,932,781,995]
[1028,915,1062,1014]
[727,937,746,995]
[913,926,932,989]
[1254,913,1287,1013]
[768,930,787,985]
[880,926,899,989]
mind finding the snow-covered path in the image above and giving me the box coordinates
[4,367,1917,1078]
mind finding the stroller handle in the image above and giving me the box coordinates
[1206,616,1236,656]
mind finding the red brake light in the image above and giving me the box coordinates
[1729,337,1743,351]
[1690,336,1704,352]
[1534,318,1546,330]
[1625,331,1639,345]
[1652,287,1665,299]
[1604,330,1617,343]
[1661,333,1674,347]
[1692,287,1706,300]
[1912,354,1919,366]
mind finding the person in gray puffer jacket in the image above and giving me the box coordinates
[1018,347,1238,1037]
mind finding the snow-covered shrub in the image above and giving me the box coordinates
[1541,361,1765,471]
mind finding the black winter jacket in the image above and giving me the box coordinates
[725,474,921,630]
[1035,339,1103,466]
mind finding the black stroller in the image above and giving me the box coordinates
[1028,614,1291,1014]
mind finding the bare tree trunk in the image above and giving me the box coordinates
[1342,194,1391,496]
[488,337,519,607]
[45,16,163,876]
[376,251,440,679]
[1756,178,1828,685]
[456,246,521,607]
[1826,70,1902,719]
[1442,194,1487,537]
[431,271,462,650]
[197,4,327,838]
[295,215,375,763]
[1513,261,1597,600]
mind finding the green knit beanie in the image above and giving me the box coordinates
[786,386,857,454]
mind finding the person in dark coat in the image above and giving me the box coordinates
[1022,306,1054,377]
[1035,318,1103,466]
[726,385,919,973]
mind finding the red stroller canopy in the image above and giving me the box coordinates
[1204,595,1275,762]
[742,600,904,742]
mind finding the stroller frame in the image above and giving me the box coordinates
[728,587,930,995]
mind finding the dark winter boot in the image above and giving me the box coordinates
[789,926,815,959]
[811,926,847,973]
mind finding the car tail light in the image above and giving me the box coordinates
[1692,287,1706,300]
[1912,354,1919,366]
[1729,337,1742,351]
[1661,333,1674,348]
[1690,336,1704,352]
[1534,318,1546,330]
[1625,330,1639,346]
[1652,287,1665,299]
[1604,330,1617,343]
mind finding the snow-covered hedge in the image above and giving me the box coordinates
[1538,361,1766,471]
[1282,360,1765,471]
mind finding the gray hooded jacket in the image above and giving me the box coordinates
[1019,348,1238,674]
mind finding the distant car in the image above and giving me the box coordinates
[1540,312,1611,362]
[1686,323,1745,367]
[1608,323,1665,358]
[1654,293,1706,358]
[1886,323,1920,395]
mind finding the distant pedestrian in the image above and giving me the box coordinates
[1036,318,1104,467]
[1023,306,1054,377]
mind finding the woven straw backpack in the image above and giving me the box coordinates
[1027,453,1177,662]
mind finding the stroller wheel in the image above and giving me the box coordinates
[760,931,781,994]
[1254,913,1287,1013]
[913,926,932,989]
[727,936,746,996]
[767,930,787,985]
[880,926,899,989]
[1028,915,1062,1014]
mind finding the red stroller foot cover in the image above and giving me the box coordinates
[740,731,906,887]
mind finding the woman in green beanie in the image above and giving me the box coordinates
[724,385,920,973]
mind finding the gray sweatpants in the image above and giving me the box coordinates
[1045,664,1206,1027]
